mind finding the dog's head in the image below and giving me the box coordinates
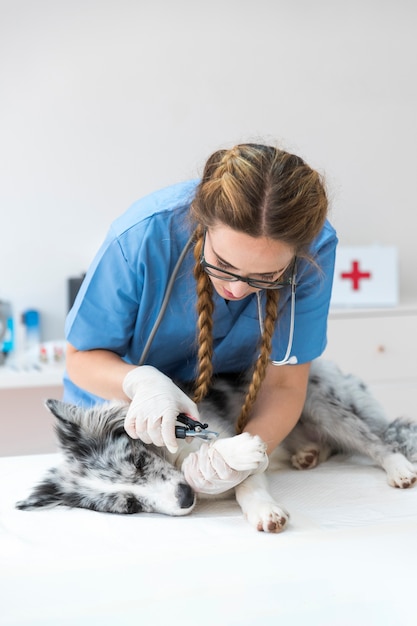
[16,399,195,516]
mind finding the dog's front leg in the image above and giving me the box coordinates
[235,473,289,533]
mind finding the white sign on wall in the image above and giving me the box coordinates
[330,246,399,308]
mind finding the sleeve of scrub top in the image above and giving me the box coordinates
[271,227,338,365]
[65,228,142,356]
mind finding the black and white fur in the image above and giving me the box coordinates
[16,360,417,533]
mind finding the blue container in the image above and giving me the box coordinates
[22,309,41,348]
[0,301,14,354]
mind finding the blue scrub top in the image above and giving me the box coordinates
[64,180,338,406]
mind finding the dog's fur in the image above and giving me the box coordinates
[16,360,417,533]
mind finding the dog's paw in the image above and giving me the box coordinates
[384,454,417,489]
[291,445,320,470]
[246,500,290,533]
[212,433,267,473]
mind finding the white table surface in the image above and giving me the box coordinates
[1,452,416,625]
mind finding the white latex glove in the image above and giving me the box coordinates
[123,366,200,453]
[181,433,269,495]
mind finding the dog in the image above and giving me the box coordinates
[16,359,417,533]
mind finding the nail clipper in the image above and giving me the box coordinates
[175,413,219,441]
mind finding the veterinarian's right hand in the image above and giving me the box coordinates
[122,366,200,453]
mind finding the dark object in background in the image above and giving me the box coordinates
[68,275,86,312]
[0,300,14,363]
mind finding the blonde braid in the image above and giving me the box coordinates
[189,143,328,430]
[235,289,280,433]
[192,227,215,403]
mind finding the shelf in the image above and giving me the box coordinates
[0,366,65,389]
[329,299,417,320]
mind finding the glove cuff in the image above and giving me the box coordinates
[122,365,161,399]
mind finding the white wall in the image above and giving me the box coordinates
[1,0,416,341]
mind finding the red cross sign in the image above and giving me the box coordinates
[340,260,372,291]
[331,246,398,308]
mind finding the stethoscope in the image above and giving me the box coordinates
[266,280,298,366]
[138,234,297,367]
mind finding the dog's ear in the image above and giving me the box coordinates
[45,398,129,459]
[16,477,64,510]
[45,399,84,423]
[45,398,66,418]
[45,399,87,433]
[45,399,89,457]
[45,399,127,434]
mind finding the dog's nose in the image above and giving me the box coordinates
[177,482,195,509]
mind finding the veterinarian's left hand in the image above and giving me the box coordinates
[181,434,269,495]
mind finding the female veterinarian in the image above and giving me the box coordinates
[64,143,337,494]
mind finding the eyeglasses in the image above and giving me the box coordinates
[200,230,297,290]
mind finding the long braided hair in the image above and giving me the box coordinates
[189,144,328,433]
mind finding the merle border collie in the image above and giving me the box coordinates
[16,360,417,533]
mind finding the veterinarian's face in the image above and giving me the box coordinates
[202,225,295,300]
